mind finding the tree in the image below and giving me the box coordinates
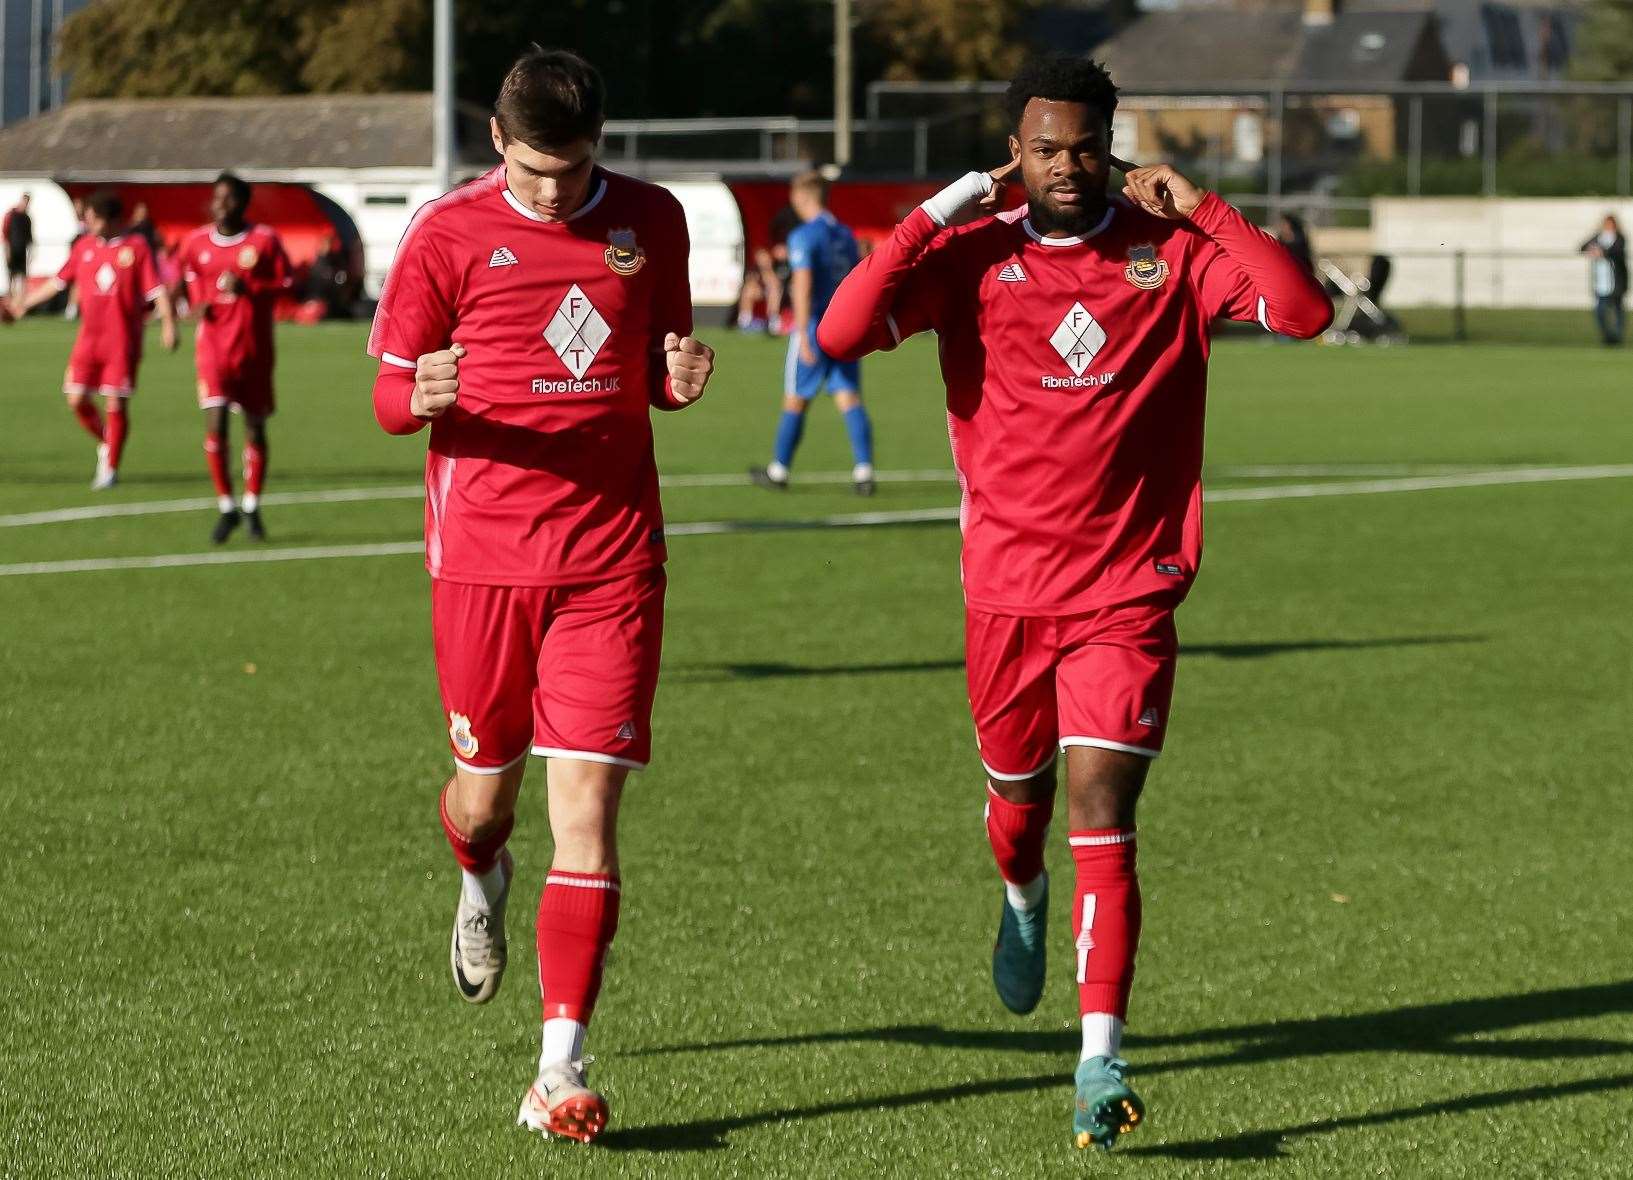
[860,0,1037,83]
[1571,0,1633,81]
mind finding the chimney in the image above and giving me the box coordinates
[1304,0,1336,26]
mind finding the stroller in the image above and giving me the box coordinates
[1319,254,1407,346]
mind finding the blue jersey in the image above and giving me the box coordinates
[786,211,859,317]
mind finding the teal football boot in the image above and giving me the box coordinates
[1073,1055,1144,1151]
[991,874,1048,1014]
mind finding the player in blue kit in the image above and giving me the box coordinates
[750,171,876,495]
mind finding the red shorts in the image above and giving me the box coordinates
[64,341,138,397]
[432,568,666,774]
[965,598,1178,780]
[197,361,274,416]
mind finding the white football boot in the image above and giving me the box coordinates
[517,1058,608,1144]
[449,849,512,1004]
[90,444,116,490]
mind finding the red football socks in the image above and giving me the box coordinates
[1069,828,1141,1019]
[985,784,1054,886]
[204,435,233,498]
[536,870,621,1023]
[102,404,129,469]
[242,441,266,498]
[72,400,104,442]
[437,781,513,875]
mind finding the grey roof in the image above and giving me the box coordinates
[1097,11,1307,86]
[1294,11,1447,82]
[1096,9,1448,87]
[0,94,496,178]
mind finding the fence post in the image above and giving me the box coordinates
[1452,250,1467,343]
[625,130,638,161]
[914,119,928,179]
[1268,87,1284,225]
[1620,96,1632,198]
[1482,89,1498,196]
[1407,95,1422,196]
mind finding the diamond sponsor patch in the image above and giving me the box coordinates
[543,284,611,380]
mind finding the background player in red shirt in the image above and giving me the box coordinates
[367,48,714,1145]
[7,190,178,489]
[819,56,1332,1151]
[175,173,294,542]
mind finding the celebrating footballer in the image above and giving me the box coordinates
[368,47,713,1145]
[820,54,1332,1150]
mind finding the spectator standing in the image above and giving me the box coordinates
[1581,215,1628,346]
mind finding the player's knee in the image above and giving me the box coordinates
[833,391,861,413]
[1066,748,1150,829]
[781,394,808,414]
[989,763,1057,805]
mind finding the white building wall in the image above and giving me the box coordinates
[1373,197,1633,309]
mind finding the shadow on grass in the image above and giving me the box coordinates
[1130,1071,1633,1161]
[599,1072,1067,1153]
[612,980,1633,1153]
[667,635,1484,683]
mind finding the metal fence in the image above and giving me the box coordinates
[609,80,1633,223]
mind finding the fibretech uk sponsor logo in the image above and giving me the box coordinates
[531,376,622,395]
[1041,371,1117,389]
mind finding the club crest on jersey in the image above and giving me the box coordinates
[448,711,479,760]
[238,245,259,269]
[604,228,645,276]
[1124,244,1169,290]
[116,246,136,268]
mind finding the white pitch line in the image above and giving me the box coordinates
[0,470,958,529]
[0,462,1589,530]
[1203,464,1633,503]
[3,464,1630,579]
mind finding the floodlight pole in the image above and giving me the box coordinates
[433,0,455,193]
[834,0,853,167]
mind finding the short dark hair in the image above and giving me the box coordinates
[1004,55,1118,130]
[215,171,252,205]
[495,46,605,150]
[87,189,122,221]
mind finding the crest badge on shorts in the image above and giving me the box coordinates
[1124,244,1169,290]
[117,246,136,268]
[238,245,259,270]
[604,228,645,276]
[448,711,479,760]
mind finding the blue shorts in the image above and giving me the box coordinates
[785,324,861,400]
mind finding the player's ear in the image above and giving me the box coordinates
[1007,134,1021,165]
[489,117,506,158]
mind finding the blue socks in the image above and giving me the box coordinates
[772,409,806,468]
[842,404,874,467]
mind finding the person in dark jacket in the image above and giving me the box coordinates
[1581,215,1628,346]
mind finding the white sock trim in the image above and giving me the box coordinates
[240,492,260,512]
[216,494,236,513]
[1080,1012,1125,1062]
[766,460,789,481]
[461,856,508,908]
[541,1018,587,1071]
[1005,872,1047,912]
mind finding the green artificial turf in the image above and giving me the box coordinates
[1,319,1629,1177]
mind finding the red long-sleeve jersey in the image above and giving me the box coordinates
[819,192,1332,616]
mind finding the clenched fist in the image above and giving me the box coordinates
[413,343,464,420]
[663,333,714,405]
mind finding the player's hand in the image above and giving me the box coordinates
[980,157,1021,217]
[798,331,817,366]
[1114,156,1207,220]
[161,319,178,351]
[412,343,464,420]
[218,271,245,296]
[664,332,714,405]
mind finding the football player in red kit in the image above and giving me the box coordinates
[818,56,1332,1150]
[368,48,713,1144]
[7,190,178,488]
[175,173,294,542]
